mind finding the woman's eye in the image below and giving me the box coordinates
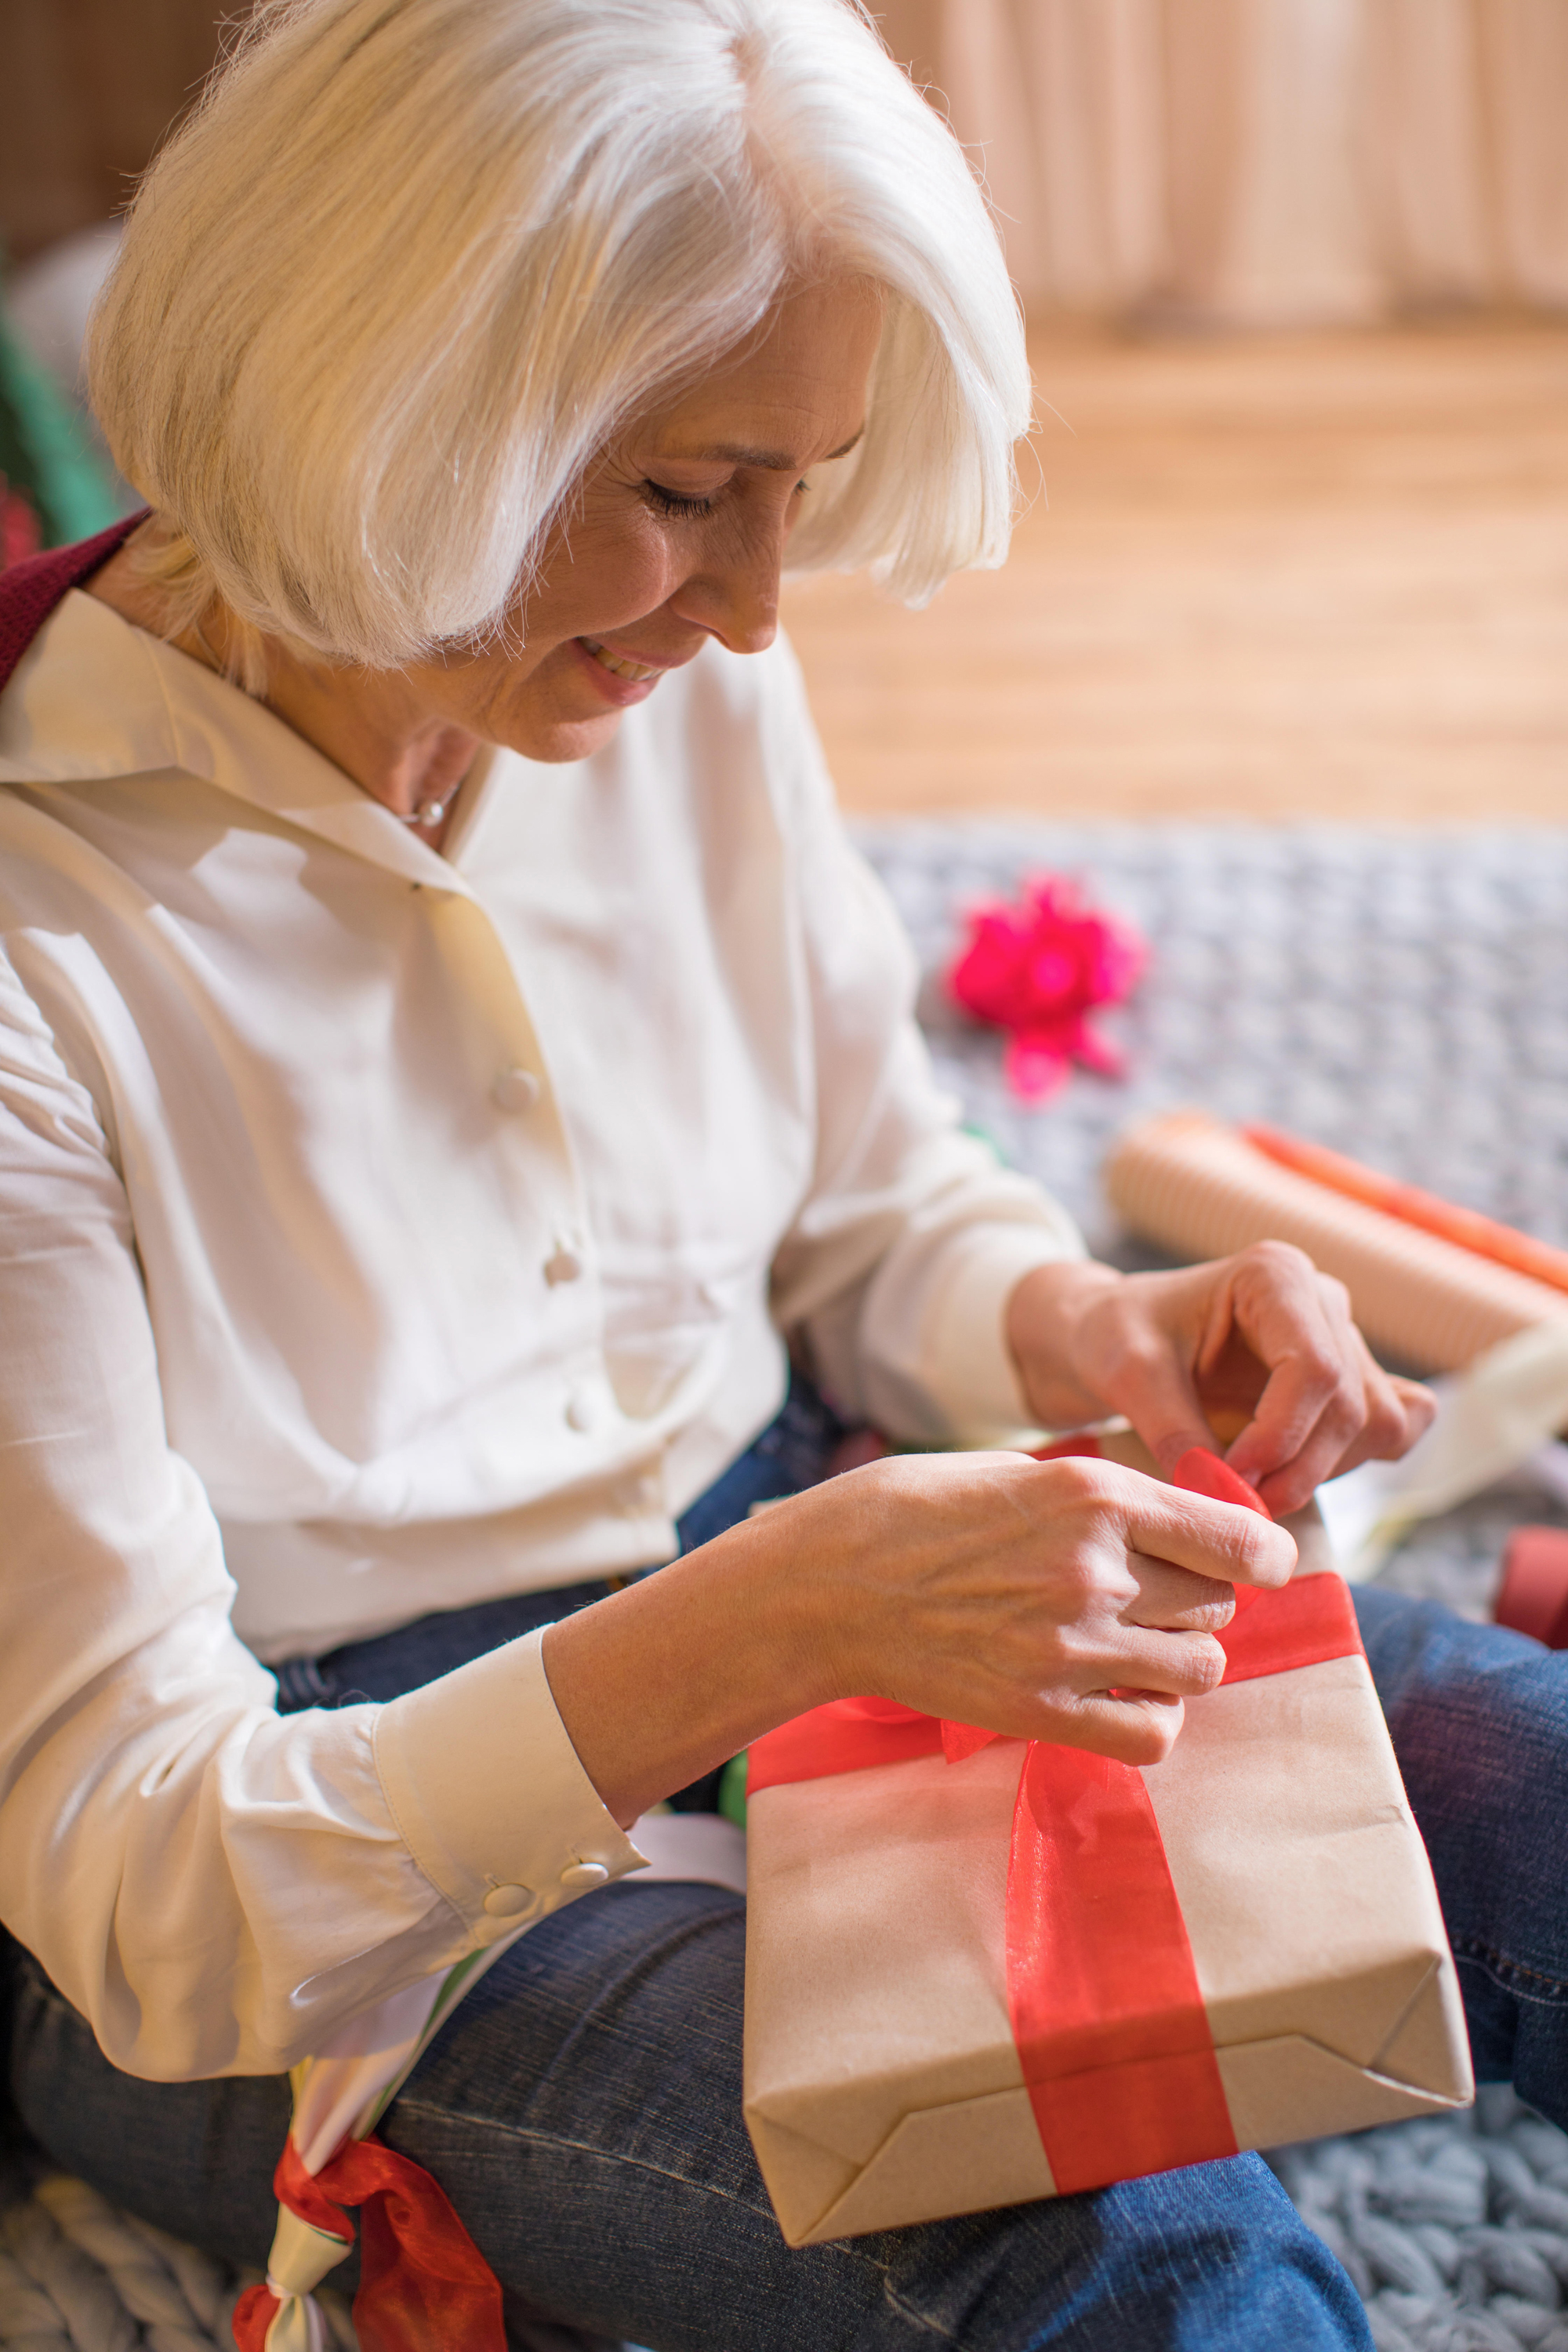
[640,481,717,520]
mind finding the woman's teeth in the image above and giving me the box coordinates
[582,638,659,683]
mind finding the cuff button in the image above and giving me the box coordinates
[559,1860,610,1892]
[482,1883,539,1918]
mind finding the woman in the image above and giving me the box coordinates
[0,3,1561,2347]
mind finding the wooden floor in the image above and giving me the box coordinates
[782,320,1568,822]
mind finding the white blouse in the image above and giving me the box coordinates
[0,590,1081,2080]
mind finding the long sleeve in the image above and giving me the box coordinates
[0,943,641,2081]
[763,644,1085,1440]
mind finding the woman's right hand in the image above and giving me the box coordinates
[543,1450,1297,1827]
[778,1449,1297,1766]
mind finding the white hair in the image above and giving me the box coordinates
[88,0,1029,685]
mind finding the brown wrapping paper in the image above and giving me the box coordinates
[1105,1109,1568,1372]
[742,1442,1472,2247]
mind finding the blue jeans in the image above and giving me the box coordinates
[5,1402,1566,2350]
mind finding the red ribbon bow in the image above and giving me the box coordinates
[746,1571,1363,2194]
[232,2132,505,2352]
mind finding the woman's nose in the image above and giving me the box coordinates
[669,503,788,655]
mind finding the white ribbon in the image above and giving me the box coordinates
[1318,1320,1568,1577]
[256,1823,746,2350]
[258,2206,351,2352]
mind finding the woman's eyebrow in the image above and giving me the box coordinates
[664,424,866,470]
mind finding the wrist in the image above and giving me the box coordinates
[1005,1258,1125,1428]
[542,1503,841,1827]
[722,1496,850,1718]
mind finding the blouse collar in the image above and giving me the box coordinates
[0,587,514,898]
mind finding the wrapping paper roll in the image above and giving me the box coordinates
[1105,1111,1568,1373]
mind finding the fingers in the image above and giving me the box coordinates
[1052,1688,1188,1767]
[831,1449,1294,1766]
[1387,1372,1439,1447]
[1122,1553,1236,1633]
[1227,1292,1436,1512]
[1218,1259,1360,1499]
[1091,1334,1220,1488]
[1026,1606,1234,1766]
[1320,1366,1438,1480]
[1065,1248,1370,1515]
[1058,1247,1438,1525]
[1108,1468,1298,1590]
[1103,1623,1229,1698]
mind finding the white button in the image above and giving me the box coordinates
[564,1387,599,1432]
[560,1860,610,1893]
[492,1067,541,1113]
[482,1883,539,1919]
[544,1247,583,1286]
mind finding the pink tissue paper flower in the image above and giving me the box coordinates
[946,873,1147,1102]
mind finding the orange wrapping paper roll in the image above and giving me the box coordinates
[1105,1111,1568,1374]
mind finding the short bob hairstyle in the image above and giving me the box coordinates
[89,0,1030,683]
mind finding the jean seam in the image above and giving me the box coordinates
[389,2098,964,2344]
[1452,1936,1568,2004]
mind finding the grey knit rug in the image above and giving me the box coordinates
[3,822,1566,2351]
[857,820,1568,2352]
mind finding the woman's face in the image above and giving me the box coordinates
[410,275,884,764]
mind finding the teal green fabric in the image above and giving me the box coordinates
[0,302,122,548]
[717,1751,748,1826]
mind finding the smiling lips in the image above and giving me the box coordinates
[580,636,662,683]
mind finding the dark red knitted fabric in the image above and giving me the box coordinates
[0,512,149,699]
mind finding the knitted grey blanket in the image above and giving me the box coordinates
[2,823,1565,2352]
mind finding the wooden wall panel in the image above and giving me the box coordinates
[0,0,230,263]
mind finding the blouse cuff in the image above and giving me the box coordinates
[373,1628,644,1943]
[923,1223,1087,1440]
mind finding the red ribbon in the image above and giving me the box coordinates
[231,2132,505,2352]
[747,1571,1364,2196]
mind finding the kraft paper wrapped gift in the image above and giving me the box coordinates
[742,1446,1473,2248]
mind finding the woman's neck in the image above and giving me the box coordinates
[86,524,480,850]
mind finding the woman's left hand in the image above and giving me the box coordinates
[1006,1243,1437,1518]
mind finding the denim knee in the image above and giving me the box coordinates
[978,2155,1373,2352]
[1355,1584,1568,2126]
[4,1937,291,2272]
